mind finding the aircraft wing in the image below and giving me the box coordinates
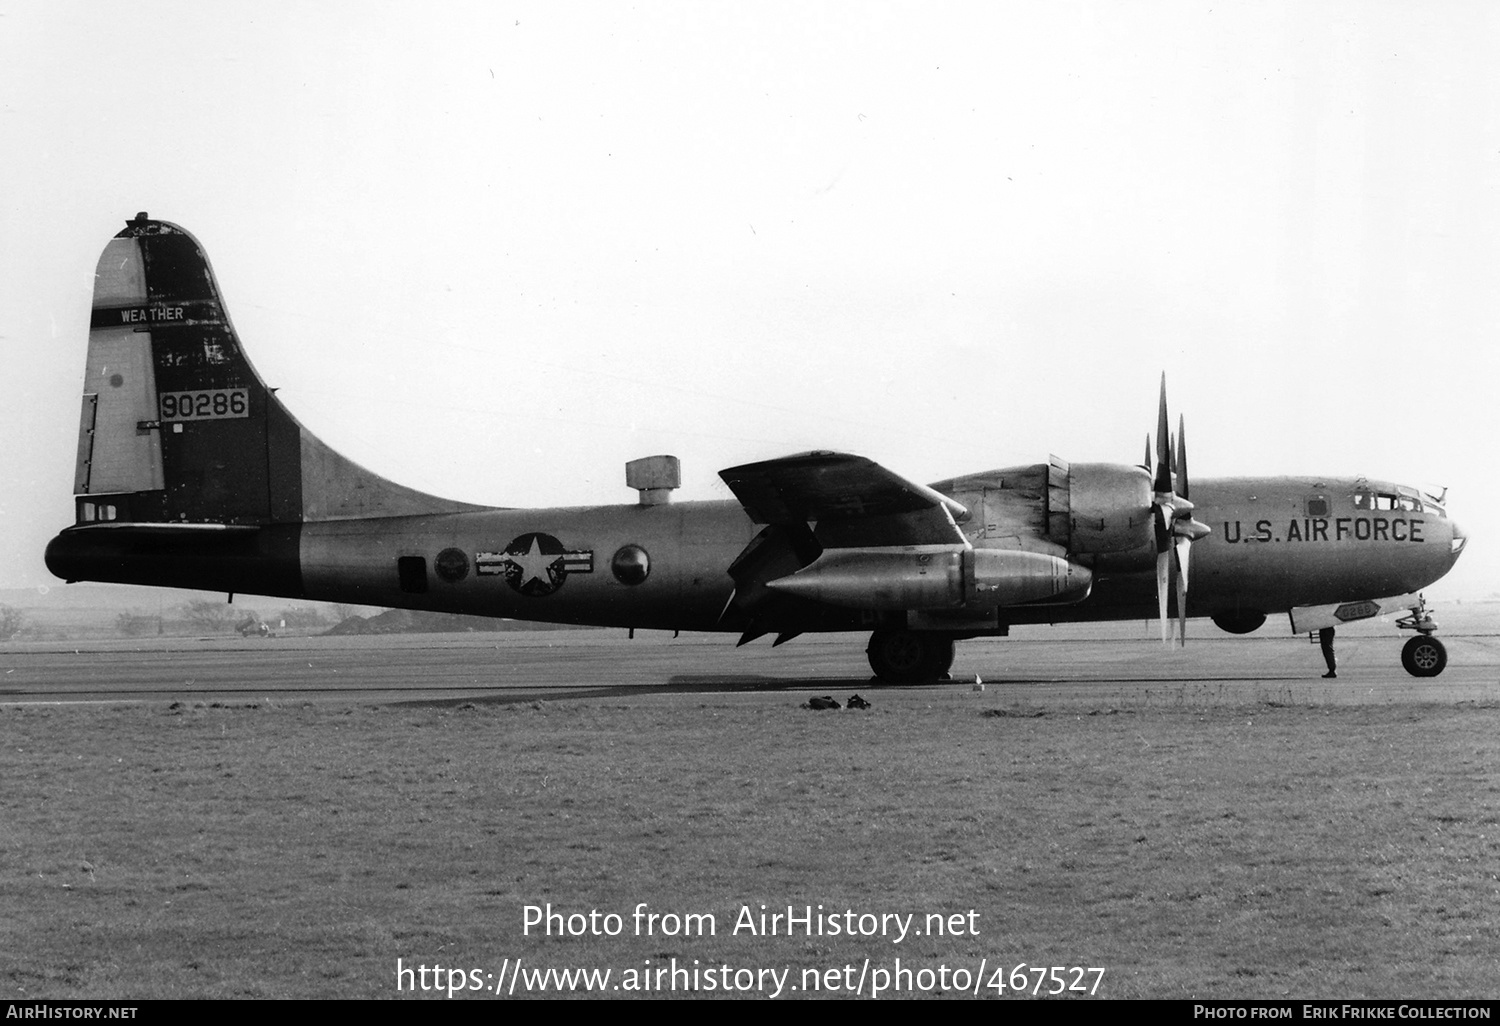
[719,451,970,547]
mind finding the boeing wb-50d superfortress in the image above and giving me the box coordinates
[46,214,1467,682]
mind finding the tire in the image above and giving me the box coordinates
[1401,636,1447,678]
[1211,610,1267,635]
[866,629,955,684]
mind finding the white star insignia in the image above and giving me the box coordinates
[506,536,560,588]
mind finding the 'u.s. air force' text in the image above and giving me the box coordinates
[1222,518,1424,545]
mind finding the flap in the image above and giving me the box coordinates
[719,451,970,546]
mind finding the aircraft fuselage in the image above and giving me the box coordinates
[46,474,1463,636]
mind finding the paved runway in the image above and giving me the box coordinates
[2,621,1496,706]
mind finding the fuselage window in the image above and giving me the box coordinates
[78,502,118,522]
[397,556,429,594]
[1307,497,1329,517]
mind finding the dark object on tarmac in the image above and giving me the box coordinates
[1318,626,1337,678]
[805,696,841,710]
[847,694,872,709]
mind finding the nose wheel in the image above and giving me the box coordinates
[1395,595,1447,678]
[1401,635,1447,678]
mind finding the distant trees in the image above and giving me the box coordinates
[81,600,359,636]
[180,599,238,632]
[115,610,158,637]
[0,605,24,640]
[278,606,329,628]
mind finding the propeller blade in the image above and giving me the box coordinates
[1156,547,1172,644]
[1174,536,1191,646]
[1177,413,1190,501]
[1145,374,1208,646]
[1154,375,1173,494]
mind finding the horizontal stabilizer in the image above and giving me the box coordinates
[45,520,300,596]
[53,521,260,536]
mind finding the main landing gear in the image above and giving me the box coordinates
[1396,595,1447,678]
[866,629,955,685]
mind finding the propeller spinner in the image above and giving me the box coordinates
[1151,376,1210,645]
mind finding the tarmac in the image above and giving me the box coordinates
[1,611,1495,707]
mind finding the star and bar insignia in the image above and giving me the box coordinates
[477,533,594,596]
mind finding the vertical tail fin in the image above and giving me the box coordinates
[73,213,483,526]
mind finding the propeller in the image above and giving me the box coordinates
[1150,376,1211,646]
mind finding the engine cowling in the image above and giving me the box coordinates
[1066,462,1155,559]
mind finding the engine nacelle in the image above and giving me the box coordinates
[765,545,965,609]
[967,548,1092,606]
[1067,462,1154,556]
[765,545,1091,610]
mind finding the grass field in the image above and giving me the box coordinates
[3,678,1498,999]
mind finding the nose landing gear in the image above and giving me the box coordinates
[1396,595,1446,677]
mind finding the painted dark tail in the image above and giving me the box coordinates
[47,213,482,592]
[70,212,479,526]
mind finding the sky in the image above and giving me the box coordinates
[2,1,1497,600]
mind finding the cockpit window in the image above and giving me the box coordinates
[1355,489,1434,514]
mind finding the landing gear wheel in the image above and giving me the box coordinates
[866,629,955,684]
[1401,635,1447,678]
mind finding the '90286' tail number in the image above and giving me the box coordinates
[160,388,250,421]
